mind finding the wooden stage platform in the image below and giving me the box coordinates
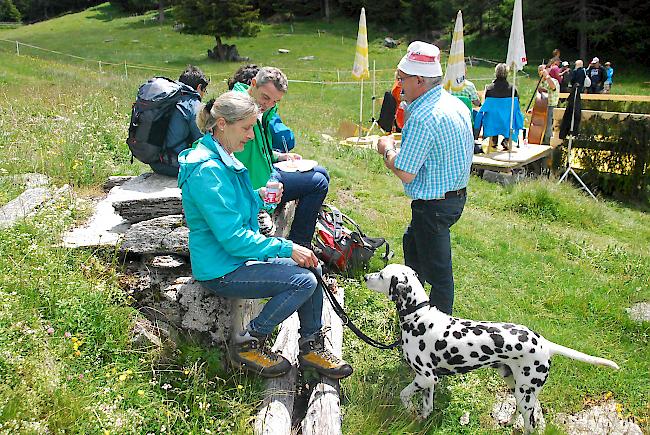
[472,144,553,172]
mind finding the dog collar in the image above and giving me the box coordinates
[398,301,430,318]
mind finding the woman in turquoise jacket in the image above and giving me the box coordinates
[177,91,352,380]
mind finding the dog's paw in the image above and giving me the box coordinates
[417,409,432,421]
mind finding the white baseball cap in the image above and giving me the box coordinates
[397,41,443,78]
[591,57,599,64]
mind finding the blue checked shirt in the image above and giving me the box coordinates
[394,86,474,200]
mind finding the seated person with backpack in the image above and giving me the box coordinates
[232,67,330,250]
[177,91,352,379]
[227,64,295,152]
[149,65,209,177]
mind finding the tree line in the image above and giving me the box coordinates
[1,0,647,66]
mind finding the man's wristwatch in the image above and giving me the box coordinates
[383,147,396,161]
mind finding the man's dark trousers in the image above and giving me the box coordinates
[402,193,466,315]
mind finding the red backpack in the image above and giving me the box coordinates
[313,204,392,275]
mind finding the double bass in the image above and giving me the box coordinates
[526,71,549,145]
[527,89,549,145]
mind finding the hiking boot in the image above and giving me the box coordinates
[298,330,353,380]
[229,329,291,378]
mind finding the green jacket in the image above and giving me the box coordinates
[232,82,279,189]
[178,132,293,280]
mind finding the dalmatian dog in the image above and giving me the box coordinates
[365,264,619,434]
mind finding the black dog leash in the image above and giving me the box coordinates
[310,268,400,350]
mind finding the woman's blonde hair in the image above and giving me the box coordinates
[196,91,259,133]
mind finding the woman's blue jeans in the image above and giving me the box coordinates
[275,166,329,247]
[200,258,323,338]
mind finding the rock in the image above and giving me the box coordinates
[103,176,135,192]
[0,172,50,189]
[0,187,52,229]
[299,56,315,61]
[626,302,650,322]
[482,169,525,186]
[171,277,232,343]
[491,392,545,432]
[278,49,290,54]
[459,411,470,426]
[146,255,187,269]
[63,173,179,248]
[555,400,642,435]
[130,318,164,349]
[120,215,189,256]
[113,197,183,223]
[383,37,398,48]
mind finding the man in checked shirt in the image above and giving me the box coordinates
[376,41,474,315]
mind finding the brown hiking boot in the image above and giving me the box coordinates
[229,330,291,378]
[298,330,353,380]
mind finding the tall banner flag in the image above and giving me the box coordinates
[505,0,527,152]
[352,7,369,80]
[443,10,466,92]
[506,0,527,71]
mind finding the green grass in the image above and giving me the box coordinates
[0,3,649,434]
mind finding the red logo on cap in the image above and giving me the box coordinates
[408,52,438,63]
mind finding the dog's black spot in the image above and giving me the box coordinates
[450,346,459,354]
[532,337,538,345]
[435,368,454,376]
[461,321,472,326]
[531,377,545,387]
[443,351,451,360]
[446,324,452,330]
[502,323,514,329]
[494,347,503,354]
[447,355,466,365]
[434,340,447,351]
[480,345,494,355]
[443,331,450,338]
[515,343,523,351]
[415,355,423,366]
[419,340,426,351]
[486,327,500,334]
[470,351,479,358]
[468,342,473,346]
[490,334,505,348]
[536,365,548,373]
[412,323,427,337]
[479,355,490,362]
[529,348,536,353]
[426,362,432,368]
[453,331,462,339]
[497,355,510,359]
[533,360,539,365]
[505,344,512,351]
[428,323,434,329]
[472,327,483,336]
[518,334,529,343]
[429,352,441,365]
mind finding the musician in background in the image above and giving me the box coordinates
[538,65,559,145]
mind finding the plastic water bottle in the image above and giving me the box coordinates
[263,173,281,212]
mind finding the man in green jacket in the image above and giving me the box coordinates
[233,67,330,249]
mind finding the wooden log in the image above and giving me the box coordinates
[558,93,650,102]
[254,313,300,435]
[301,287,345,435]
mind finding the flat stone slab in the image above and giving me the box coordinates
[555,400,643,435]
[120,215,189,256]
[113,197,183,223]
[626,302,650,323]
[0,187,52,229]
[62,173,179,248]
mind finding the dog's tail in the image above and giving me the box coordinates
[547,341,619,370]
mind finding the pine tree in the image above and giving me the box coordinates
[0,0,21,22]
[173,0,260,39]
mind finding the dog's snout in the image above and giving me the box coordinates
[364,274,370,282]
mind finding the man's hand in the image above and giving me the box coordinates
[278,152,302,161]
[258,182,284,203]
[377,136,396,155]
[291,244,319,268]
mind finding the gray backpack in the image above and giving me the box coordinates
[126,77,188,164]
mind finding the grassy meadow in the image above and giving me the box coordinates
[0,3,649,434]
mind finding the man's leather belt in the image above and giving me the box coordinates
[416,187,467,202]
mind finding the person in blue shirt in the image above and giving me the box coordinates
[177,91,352,380]
[376,41,474,315]
[604,61,614,93]
[149,65,209,177]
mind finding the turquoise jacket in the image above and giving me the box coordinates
[177,133,293,281]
